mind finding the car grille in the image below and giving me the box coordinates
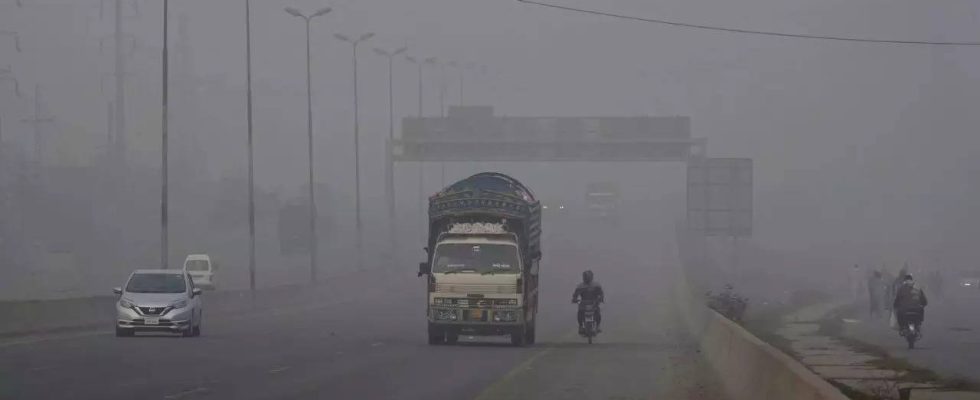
[434,283,517,294]
[138,306,168,315]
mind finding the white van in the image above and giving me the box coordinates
[183,254,217,290]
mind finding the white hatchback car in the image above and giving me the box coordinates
[183,254,216,290]
[114,269,203,337]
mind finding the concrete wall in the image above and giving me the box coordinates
[672,228,849,400]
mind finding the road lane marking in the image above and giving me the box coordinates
[370,342,385,347]
[472,330,578,400]
[268,366,290,374]
[163,387,209,399]
[0,331,110,348]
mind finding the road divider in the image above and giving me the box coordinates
[672,228,848,400]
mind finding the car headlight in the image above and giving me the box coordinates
[171,300,188,309]
[119,299,135,309]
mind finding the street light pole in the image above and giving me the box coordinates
[160,0,169,269]
[286,6,331,283]
[245,0,256,294]
[334,32,374,270]
[374,46,406,261]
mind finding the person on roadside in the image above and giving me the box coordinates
[867,270,884,318]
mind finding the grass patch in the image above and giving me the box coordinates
[829,380,880,400]
[867,357,940,383]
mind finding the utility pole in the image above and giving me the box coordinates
[113,0,127,166]
[405,55,435,242]
[160,0,169,269]
[245,0,256,294]
[106,101,113,151]
[21,84,54,168]
[334,32,374,270]
[374,46,407,262]
[286,6,331,283]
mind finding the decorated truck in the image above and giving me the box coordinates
[417,172,542,346]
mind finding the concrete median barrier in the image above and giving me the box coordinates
[671,241,848,400]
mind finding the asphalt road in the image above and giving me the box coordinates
[844,287,980,383]
[0,222,726,400]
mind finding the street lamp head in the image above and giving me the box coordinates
[333,33,351,43]
[312,7,332,17]
[405,56,417,63]
[358,33,375,42]
[393,47,408,56]
[424,57,437,64]
[284,7,304,18]
[373,48,388,57]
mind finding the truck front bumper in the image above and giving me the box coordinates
[428,307,524,336]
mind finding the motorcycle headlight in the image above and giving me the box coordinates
[171,300,188,309]
[119,299,135,309]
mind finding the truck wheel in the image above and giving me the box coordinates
[445,332,459,345]
[510,328,527,347]
[427,326,444,345]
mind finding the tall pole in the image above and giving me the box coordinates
[353,41,362,270]
[245,0,256,293]
[306,18,317,282]
[107,101,113,150]
[439,63,446,118]
[335,33,373,270]
[375,47,405,262]
[286,6,331,283]
[416,62,422,117]
[114,0,126,165]
[20,85,53,170]
[33,84,40,163]
[160,0,169,269]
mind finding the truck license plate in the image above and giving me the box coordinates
[144,317,159,325]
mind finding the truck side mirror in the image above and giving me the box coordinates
[418,262,431,277]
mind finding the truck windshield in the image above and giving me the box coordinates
[432,243,520,274]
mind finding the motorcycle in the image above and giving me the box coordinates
[898,310,923,349]
[576,300,600,344]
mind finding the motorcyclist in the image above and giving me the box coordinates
[572,270,604,334]
[893,274,928,334]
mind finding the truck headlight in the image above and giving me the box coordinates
[171,300,188,309]
[436,309,457,321]
[119,299,135,309]
[495,311,516,322]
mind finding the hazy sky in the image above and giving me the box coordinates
[3,0,980,265]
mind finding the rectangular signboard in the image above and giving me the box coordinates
[687,158,753,237]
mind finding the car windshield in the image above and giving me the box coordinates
[432,243,520,274]
[185,260,210,272]
[125,273,186,294]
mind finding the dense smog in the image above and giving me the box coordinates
[1,1,979,399]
